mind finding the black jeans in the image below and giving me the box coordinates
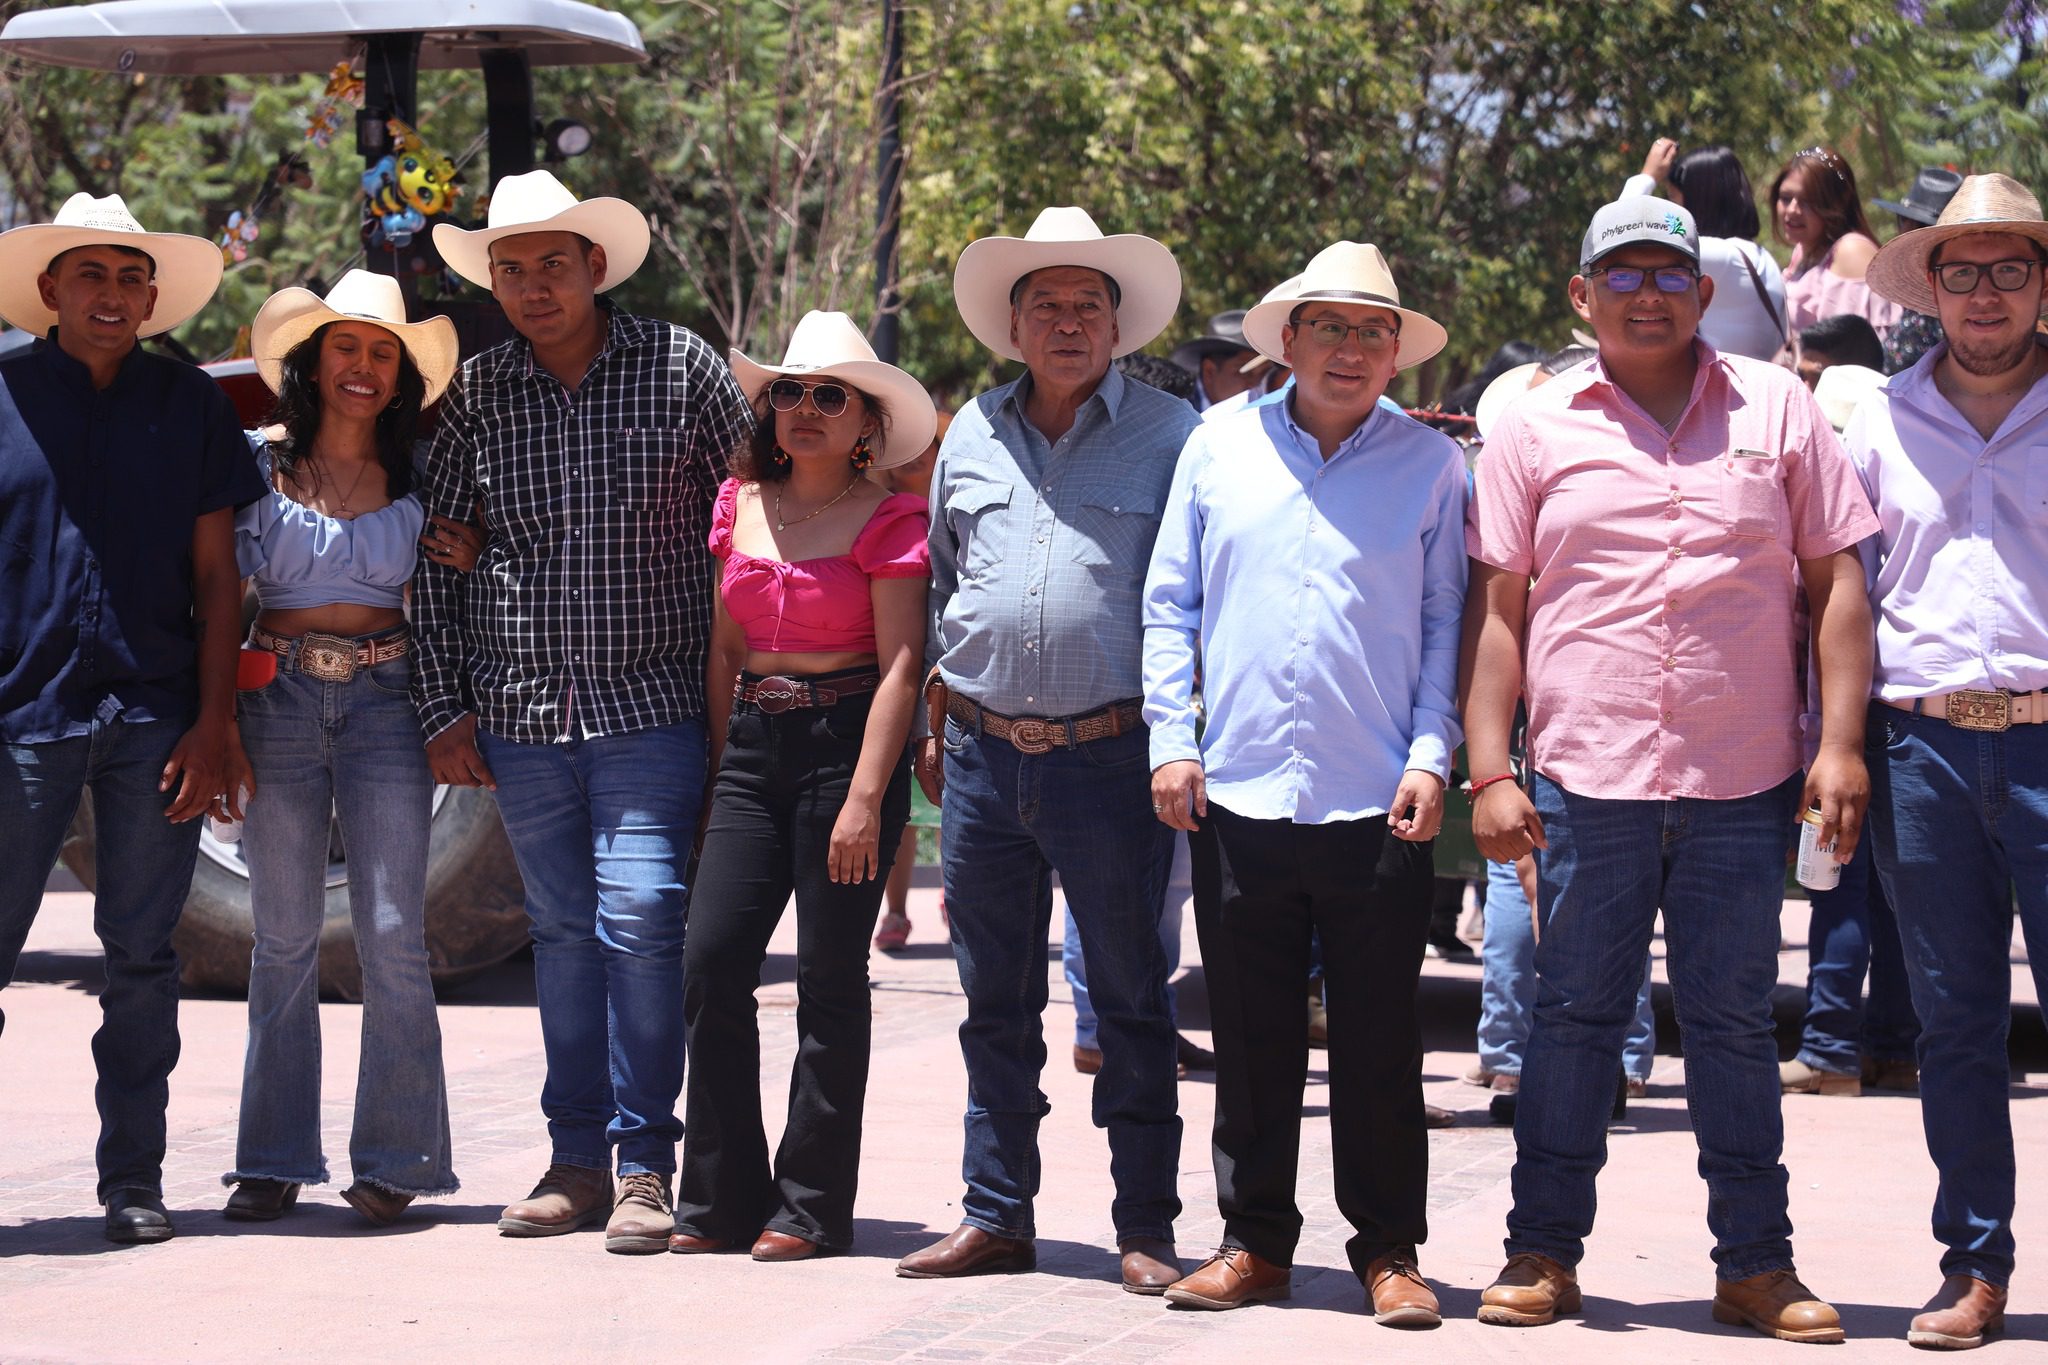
[1196,803,1435,1280]
[676,678,910,1248]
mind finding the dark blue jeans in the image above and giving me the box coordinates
[0,715,200,1200]
[1506,771,1802,1281]
[939,715,1180,1243]
[1795,838,1919,1074]
[1866,702,2048,1286]
[478,719,706,1177]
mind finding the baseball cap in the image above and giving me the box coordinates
[1580,195,1701,271]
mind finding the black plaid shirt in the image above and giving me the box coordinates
[411,305,751,744]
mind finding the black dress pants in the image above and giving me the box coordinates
[1195,802,1434,1280]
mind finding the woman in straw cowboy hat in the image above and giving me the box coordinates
[669,310,934,1263]
[220,270,468,1229]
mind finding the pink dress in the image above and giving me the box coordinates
[1784,238,1901,337]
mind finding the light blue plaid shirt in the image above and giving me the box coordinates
[925,366,1201,722]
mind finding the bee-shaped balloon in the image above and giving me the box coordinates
[361,119,460,248]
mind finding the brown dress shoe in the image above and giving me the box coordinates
[1907,1273,2006,1349]
[498,1163,613,1237]
[1073,1044,1103,1075]
[1867,1057,1920,1093]
[1366,1247,1441,1328]
[340,1182,413,1228]
[1163,1246,1290,1309]
[1118,1236,1180,1295]
[604,1172,674,1254]
[1478,1252,1582,1326]
[896,1224,1036,1278]
[668,1231,737,1254]
[751,1229,819,1262]
[1712,1267,1845,1343]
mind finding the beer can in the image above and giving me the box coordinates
[1795,805,1840,891]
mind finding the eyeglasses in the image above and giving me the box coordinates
[1293,318,1401,351]
[1587,265,1699,294]
[1931,258,2041,294]
[767,378,851,417]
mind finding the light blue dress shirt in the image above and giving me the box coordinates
[1143,395,1468,823]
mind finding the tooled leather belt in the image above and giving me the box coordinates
[734,672,882,714]
[945,693,1143,755]
[248,624,409,683]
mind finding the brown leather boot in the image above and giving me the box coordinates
[1478,1252,1582,1326]
[1162,1246,1290,1310]
[1712,1267,1845,1343]
[1907,1273,2006,1349]
[340,1182,413,1228]
[604,1172,674,1254]
[1365,1246,1441,1327]
[497,1163,613,1237]
[1118,1236,1180,1295]
[895,1224,1036,1278]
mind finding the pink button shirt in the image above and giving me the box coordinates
[1467,346,1880,800]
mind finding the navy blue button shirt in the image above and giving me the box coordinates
[0,334,262,743]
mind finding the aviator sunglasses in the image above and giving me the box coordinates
[767,378,851,417]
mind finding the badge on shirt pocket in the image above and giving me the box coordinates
[1731,448,1775,460]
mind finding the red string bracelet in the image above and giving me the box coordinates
[1467,772,1517,797]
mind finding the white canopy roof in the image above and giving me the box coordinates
[0,0,645,75]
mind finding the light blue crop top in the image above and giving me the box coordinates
[234,441,424,611]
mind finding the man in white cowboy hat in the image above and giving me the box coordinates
[413,169,752,1253]
[1463,195,1877,1340]
[1849,171,2048,1350]
[1169,308,1258,411]
[1144,241,1464,1325]
[897,205,1197,1291]
[0,192,262,1244]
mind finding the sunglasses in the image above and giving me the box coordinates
[767,378,851,418]
[1931,258,2041,294]
[1587,265,1700,295]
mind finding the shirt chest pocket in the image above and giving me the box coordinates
[1721,454,1784,539]
[614,428,687,511]
[1072,480,1165,572]
[947,479,1012,579]
[2025,448,2048,516]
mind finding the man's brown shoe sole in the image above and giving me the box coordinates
[1711,1299,1846,1344]
[606,1230,672,1254]
[1906,1316,2001,1350]
[497,1205,609,1237]
[1476,1287,1582,1326]
[1163,1280,1291,1310]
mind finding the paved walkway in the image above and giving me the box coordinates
[3,877,2045,1362]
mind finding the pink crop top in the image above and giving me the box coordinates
[710,478,931,653]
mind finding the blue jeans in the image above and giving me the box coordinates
[226,655,456,1196]
[1795,838,1919,1075]
[1476,856,1656,1081]
[1062,832,1186,1048]
[1506,771,1801,1281]
[1866,702,2048,1286]
[478,719,706,1177]
[0,714,200,1200]
[940,716,1180,1242]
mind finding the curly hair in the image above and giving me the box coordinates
[733,382,891,484]
[1770,147,1878,255]
[263,322,426,500]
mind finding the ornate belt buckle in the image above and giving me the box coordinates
[1947,689,2011,732]
[1007,718,1054,754]
[754,675,800,715]
[297,632,359,683]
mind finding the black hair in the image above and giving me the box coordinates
[1539,344,1596,376]
[1797,314,1885,370]
[1113,352,1196,401]
[263,323,426,500]
[1440,339,1546,416]
[45,243,157,279]
[1009,267,1122,309]
[734,382,891,484]
[1669,146,1762,240]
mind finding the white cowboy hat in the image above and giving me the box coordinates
[1811,363,1888,433]
[1242,242,1449,369]
[250,269,460,405]
[0,192,223,338]
[1866,172,2048,317]
[729,310,938,469]
[952,205,1181,362]
[1475,361,1544,439]
[432,168,649,293]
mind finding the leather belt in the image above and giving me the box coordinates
[945,693,1143,755]
[248,624,409,684]
[734,672,881,714]
[1881,688,2048,732]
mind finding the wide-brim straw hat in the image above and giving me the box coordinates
[0,191,223,338]
[953,205,1181,362]
[1866,173,2048,317]
[1242,242,1449,369]
[251,269,459,405]
[729,310,937,469]
[1475,361,1544,439]
[1812,363,1888,433]
[432,168,649,293]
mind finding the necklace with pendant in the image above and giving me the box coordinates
[315,453,373,517]
[774,475,861,532]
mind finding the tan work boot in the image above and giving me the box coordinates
[1907,1273,2006,1349]
[1478,1251,1582,1326]
[497,1163,613,1237]
[604,1171,675,1254]
[1780,1058,1861,1096]
[1712,1267,1845,1343]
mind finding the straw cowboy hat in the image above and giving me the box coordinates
[1866,173,2048,317]
[728,310,937,469]
[432,168,650,293]
[1812,363,1887,433]
[953,205,1181,362]
[251,269,459,405]
[1242,242,1449,369]
[0,191,223,338]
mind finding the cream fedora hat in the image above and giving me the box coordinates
[1243,242,1449,369]
[0,192,223,338]
[432,169,650,293]
[953,206,1181,362]
[1866,173,2048,317]
[251,269,459,404]
[729,310,937,469]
